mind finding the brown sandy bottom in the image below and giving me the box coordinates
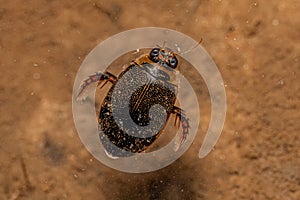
[0,0,299,199]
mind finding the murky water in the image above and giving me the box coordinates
[0,0,299,199]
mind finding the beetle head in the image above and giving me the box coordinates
[149,48,178,69]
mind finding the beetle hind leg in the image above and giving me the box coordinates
[77,71,117,101]
[172,106,189,150]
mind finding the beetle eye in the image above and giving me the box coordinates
[169,57,178,69]
[149,48,160,62]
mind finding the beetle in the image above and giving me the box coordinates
[77,47,189,158]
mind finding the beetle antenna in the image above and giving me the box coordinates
[155,40,166,49]
[175,38,203,55]
[162,40,166,49]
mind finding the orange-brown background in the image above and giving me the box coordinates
[0,0,299,199]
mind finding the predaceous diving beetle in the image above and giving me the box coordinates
[77,47,189,158]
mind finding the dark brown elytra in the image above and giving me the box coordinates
[77,48,189,157]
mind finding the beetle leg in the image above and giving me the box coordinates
[77,71,117,101]
[172,106,189,147]
[174,114,180,128]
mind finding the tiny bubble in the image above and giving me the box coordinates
[175,44,181,52]
[73,174,78,179]
[33,63,39,67]
[64,74,68,77]
[278,79,284,85]
[30,92,34,95]
[261,74,265,78]
[233,37,237,41]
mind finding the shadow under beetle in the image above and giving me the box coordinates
[77,47,189,158]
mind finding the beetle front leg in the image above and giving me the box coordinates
[77,71,117,101]
[172,106,189,148]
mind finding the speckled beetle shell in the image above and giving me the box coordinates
[77,48,189,158]
[99,64,177,156]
